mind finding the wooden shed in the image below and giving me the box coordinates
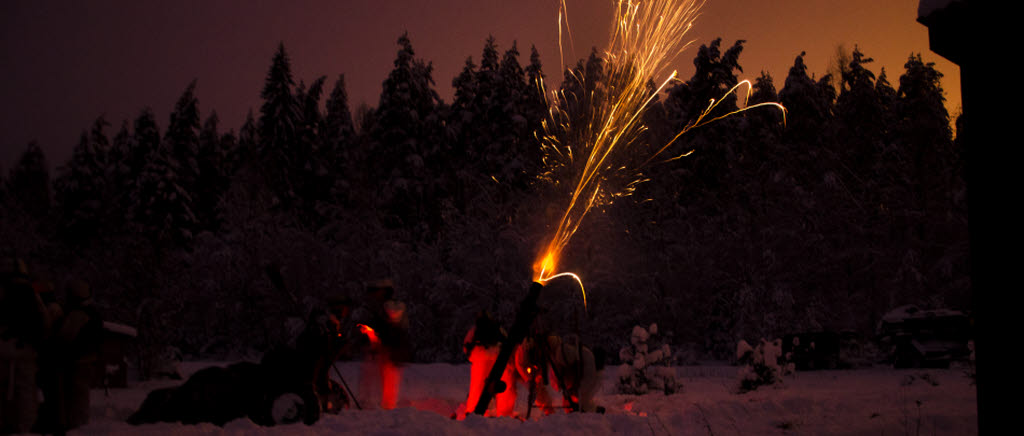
[94,321,138,388]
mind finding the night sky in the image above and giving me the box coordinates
[0,0,959,170]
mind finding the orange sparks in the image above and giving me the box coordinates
[531,0,785,309]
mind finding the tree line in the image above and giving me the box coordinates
[1,33,966,364]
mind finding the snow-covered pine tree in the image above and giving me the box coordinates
[317,75,360,215]
[747,71,783,141]
[735,338,791,393]
[295,75,334,223]
[893,53,960,304]
[131,83,201,248]
[131,108,161,176]
[237,109,258,165]
[617,324,678,395]
[54,116,110,244]
[494,41,533,189]
[322,74,355,183]
[196,111,232,231]
[661,38,744,197]
[323,74,355,151]
[7,141,51,220]
[523,44,547,147]
[119,107,160,227]
[449,55,478,169]
[257,43,301,208]
[875,67,898,139]
[107,120,135,222]
[167,80,201,191]
[778,52,833,147]
[836,47,884,179]
[371,32,443,231]
[460,36,501,181]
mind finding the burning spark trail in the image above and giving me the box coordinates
[533,0,785,291]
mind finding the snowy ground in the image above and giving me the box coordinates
[75,361,977,435]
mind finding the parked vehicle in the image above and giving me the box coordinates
[877,305,972,368]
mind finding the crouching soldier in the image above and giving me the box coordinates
[296,293,355,413]
[260,293,356,424]
[545,334,604,413]
[455,310,519,419]
[512,333,558,417]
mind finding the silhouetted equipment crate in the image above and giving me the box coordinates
[783,331,841,370]
[95,321,138,388]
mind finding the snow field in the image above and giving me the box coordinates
[76,360,977,435]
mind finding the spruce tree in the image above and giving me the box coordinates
[549,48,605,177]
[372,32,443,230]
[467,36,501,168]
[132,139,198,248]
[296,76,326,150]
[739,71,784,188]
[662,38,745,197]
[323,74,355,168]
[778,52,833,147]
[524,45,548,136]
[54,116,111,244]
[322,75,356,207]
[236,109,258,167]
[521,45,548,173]
[131,108,161,176]
[259,43,299,153]
[664,38,744,125]
[167,80,201,192]
[108,120,135,220]
[7,141,51,220]
[450,56,479,167]
[747,71,783,140]
[452,57,478,117]
[197,111,230,230]
[495,41,532,187]
[295,75,332,221]
[874,68,898,147]
[130,83,203,247]
[895,54,954,246]
[836,47,883,174]
[750,71,779,106]
[258,43,301,207]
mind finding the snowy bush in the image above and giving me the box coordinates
[617,323,678,395]
[735,338,792,393]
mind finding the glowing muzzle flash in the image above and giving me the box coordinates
[357,324,380,345]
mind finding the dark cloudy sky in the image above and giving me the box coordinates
[0,0,959,171]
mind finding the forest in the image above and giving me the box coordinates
[0,33,967,368]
